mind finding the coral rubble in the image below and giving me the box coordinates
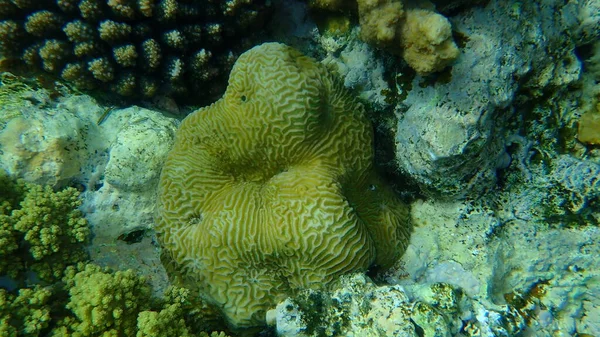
[270,273,528,337]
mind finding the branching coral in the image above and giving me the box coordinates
[0,171,230,336]
[0,0,272,103]
[0,286,54,336]
[60,263,151,336]
[136,286,223,337]
[0,263,232,337]
[0,170,89,283]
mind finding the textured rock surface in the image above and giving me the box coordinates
[400,199,599,336]
[320,29,391,109]
[155,42,411,328]
[0,80,176,292]
[394,0,599,198]
[272,185,599,336]
[261,3,599,334]
[0,90,178,233]
[0,86,103,187]
[271,273,528,337]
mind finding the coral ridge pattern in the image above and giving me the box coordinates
[155,42,411,328]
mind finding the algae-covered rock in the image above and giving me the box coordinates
[395,0,598,198]
[271,274,468,337]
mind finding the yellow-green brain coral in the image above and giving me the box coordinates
[155,42,411,328]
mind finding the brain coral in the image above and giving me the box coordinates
[155,42,411,328]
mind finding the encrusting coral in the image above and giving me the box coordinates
[156,42,412,329]
[0,0,271,103]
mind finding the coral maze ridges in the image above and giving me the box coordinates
[156,42,411,328]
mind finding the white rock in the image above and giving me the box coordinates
[0,90,178,289]
[395,0,598,197]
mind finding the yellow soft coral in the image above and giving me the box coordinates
[577,103,600,145]
[399,8,460,74]
[357,0,404,45]
[310,0,460,74]
[156,42,411,328]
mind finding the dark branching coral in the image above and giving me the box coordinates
[0,0,271,103]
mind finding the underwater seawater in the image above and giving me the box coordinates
[0,0,599,336]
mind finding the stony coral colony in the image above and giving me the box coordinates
[0,171,228,336]
[0,0,270,102]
